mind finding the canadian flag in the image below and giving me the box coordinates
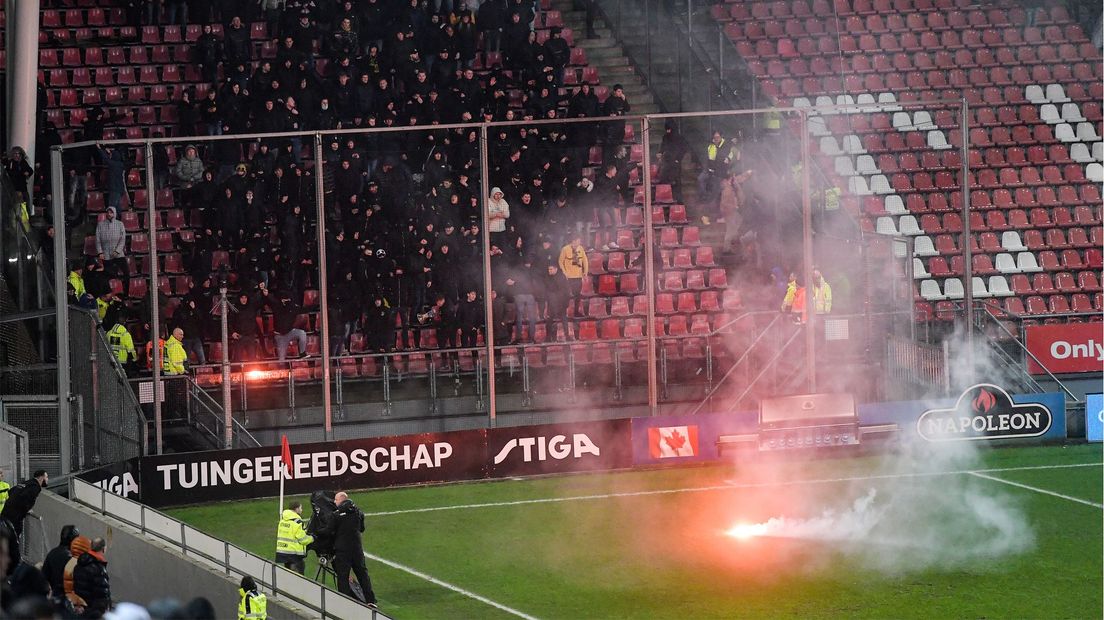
[648,425,699,458]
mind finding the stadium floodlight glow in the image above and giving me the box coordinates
[725,522,770,541]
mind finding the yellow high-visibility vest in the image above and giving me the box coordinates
[275,509,313,557]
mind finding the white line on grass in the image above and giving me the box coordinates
[364,551,540,620]
[967,471,1104,509]
[362,462,1101,517]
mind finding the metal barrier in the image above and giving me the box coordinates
[70,477,387,620]
[69,307,146,467]
[0,421,30,482]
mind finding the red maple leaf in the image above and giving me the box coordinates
[664,429,686,452]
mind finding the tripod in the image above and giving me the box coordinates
[314,554,337,587]
[315,553,367,603]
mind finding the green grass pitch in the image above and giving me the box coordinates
[169,444,1102,619]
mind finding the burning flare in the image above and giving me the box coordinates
[725,522,771,540]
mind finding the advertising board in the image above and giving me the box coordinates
[137,430,487,507]
[1086,394,1103,443]
[486,419,633,477]
[1025,323,1104,375]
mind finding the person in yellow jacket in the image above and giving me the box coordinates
[812,269,833,314]
[238,575,267,620]
[557,235,589,319]
[0,468,10,514]
[275,501,314,574]
[163,328,188,375]
[107,321,137,370]
[68,263,87,301]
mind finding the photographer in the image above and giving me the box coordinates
[306,491,337,561]
[331,492,377,607]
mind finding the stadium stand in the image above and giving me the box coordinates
[711,0,1103,327]
[25,0,737,382]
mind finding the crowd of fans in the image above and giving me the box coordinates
[56,0,685,368]
[0,469,225,619]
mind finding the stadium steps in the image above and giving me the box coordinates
[552,0,663,115]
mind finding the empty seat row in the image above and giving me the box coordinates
[39,44,192,67]
[734,26,1087,59]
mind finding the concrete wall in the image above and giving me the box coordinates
[30,491,314,619]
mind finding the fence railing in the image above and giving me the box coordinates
[69,307,146,466]
[70,477,388,620]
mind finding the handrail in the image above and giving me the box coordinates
[688,314,790,416]
[728,326,804,408]
[976,304,1082,403]
[184,374,261,448]
[69,478,386,620]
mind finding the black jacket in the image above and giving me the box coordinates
[0,479,42,524]
[72,552,111,606]
[331,499,365,556]
[307,492,338,556]
[42,543,72,596]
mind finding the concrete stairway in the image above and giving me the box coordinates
[550,0,662,116]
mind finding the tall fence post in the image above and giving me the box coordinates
[800,109,817,392]
[479,124,497,426]
[641,117,658,415]
[314,133,334,441]
[50,147,72,474]
[144,141,163,455]
[219,287,232,448]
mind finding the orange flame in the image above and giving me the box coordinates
[972,389,997,413]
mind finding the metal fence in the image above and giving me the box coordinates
[49,102,965,448]
[0,398,63,476]
[0,421,30,483]
[70,477,388,620]
[69,307,146,467]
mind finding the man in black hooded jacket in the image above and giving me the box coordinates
[42,524,80,598]
[331,491,377,606]
[307,490,337,560]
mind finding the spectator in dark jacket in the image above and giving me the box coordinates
[42,525,80,600]
[331,492,376,605]
[269,289,308,361]
[194,24,223,83]
[72,538,111,618]
[0,471,47,538]
[224,16,253,66]
[230,292,261,362]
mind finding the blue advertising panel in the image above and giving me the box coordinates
[630,411,756,465]
[858,389,1067,443]
[1085,394,1103,443]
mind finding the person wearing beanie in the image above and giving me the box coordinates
[64,535,92,614]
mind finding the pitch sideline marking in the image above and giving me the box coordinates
[364,551,540,620]
[968,471,1104,509]
[363,462,1101,517]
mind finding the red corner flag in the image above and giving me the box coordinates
[280,435,294,479]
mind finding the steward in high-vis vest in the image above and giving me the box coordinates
[238,576,267,620]
[275,502,314,574]
[106,322,137,368]
[146,338,166,371]
[0,469,10,514]
[162,328,188,375]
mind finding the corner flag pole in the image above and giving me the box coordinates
[280,435,293,518]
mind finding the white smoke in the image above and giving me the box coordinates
[733,324,1037,573]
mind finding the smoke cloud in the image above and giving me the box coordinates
[730,325,1036,574]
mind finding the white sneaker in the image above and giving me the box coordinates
[607,242,620,250]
